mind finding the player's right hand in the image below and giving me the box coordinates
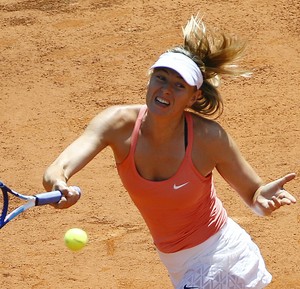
[52,182,81,209]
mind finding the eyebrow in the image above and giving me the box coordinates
[155,68,184,81]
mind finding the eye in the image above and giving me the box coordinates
[175,82,186,89]
[155,74,166,82]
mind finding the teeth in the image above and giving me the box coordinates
[156,97,169,105]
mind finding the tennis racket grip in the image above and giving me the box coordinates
[35,186,81,206]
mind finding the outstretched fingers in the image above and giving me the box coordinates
[279,173,296,187]
[277,173,297,204]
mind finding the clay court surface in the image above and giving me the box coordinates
[0,0,299,288]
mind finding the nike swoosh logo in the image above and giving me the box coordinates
[184,285,198,289]
[173,182,189,190]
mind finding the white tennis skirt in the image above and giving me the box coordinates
[157,218,272,289]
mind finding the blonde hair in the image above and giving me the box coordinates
[168,14,251,118]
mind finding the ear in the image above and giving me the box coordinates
[188,89,202,107]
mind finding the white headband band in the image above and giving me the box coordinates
[150,52,203,89]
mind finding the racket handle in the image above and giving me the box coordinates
[35,186,81,206]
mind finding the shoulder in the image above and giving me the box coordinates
[96,104,142,120]
[89,104,143,129]
[188,112,228,142]
[189,112,239,160]
[86,104,143,145]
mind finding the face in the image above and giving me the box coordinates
[146,68,201,117]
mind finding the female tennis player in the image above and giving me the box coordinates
[43,15,296,289]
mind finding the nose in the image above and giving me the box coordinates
[161,82,172,94]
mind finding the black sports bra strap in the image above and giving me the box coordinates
[184,116,188,150]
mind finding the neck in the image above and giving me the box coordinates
[141,111,185,143]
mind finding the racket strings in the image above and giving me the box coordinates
[0,187,25,224]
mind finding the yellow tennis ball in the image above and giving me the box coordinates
[64,228,88,251]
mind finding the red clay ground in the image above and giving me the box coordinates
[0,0,299,288]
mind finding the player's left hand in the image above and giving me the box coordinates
[252,173,296,216]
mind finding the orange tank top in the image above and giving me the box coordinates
[117,106,227,253]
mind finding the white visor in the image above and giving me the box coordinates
[150,52,203,89]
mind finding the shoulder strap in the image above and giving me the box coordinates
[130,105,147,154]
[184,112,194,157]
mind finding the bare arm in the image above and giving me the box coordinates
[43,117,109,190]
[43,105,138,208]
[212,125,296,216]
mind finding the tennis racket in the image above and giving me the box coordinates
[0,181,81,229]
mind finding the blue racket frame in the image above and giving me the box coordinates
[0,181,80,229]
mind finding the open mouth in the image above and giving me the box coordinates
[155,96,170,106]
